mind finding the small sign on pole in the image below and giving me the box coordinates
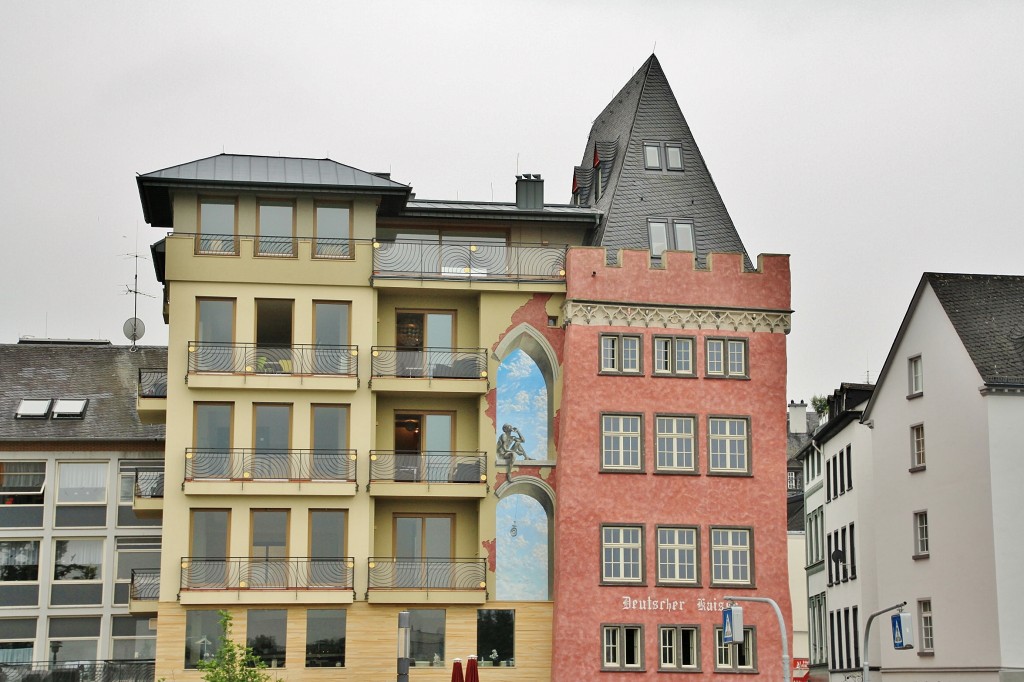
[723,606,744,644]
[891,613,914,650]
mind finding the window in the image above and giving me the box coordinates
[0,540,40,581]
[477,609,514,667]
[665,143,684,170]
[257,201,295,256]
[826,532,834,585]
[247,609,286,668]
[253,404,292,479]
[710,528,751,586]
[593,163,602,201]
[908,355,923,396]
[601,525,643,584]
[600,334,641,374]
[602,624,643,670]
[643,141,684,172]
[56,462,106,504]
[184,610,223,668]
[54,539,102,581]
[809,593,827,665]
[192,403,233,478]
[806,507,824,565]
[911,425,926,469]
[845,445,853,491]
[914,511,929,558]
[655,416,695,472]
[643,142,662,169]
[653,336,694,376]
[111,615,156,660]
[0,618,36,664]
[601,415,642,470]
[306,608,346,667]
[408,609,445,666]
[114,536,160,605]
[313,302,352,374]
[849,522,857,579]
[48,617,100,663]
[648,219,694,258]
[15,400,51,419]
[0,462,45,505]
[706,338,747,377]
[657,526,698,585]
[198,198,237,254]
[708,417,750,474]
[714,627,755,671]
[918,599,934,652]
[659,626,698,670]
[51,399,88,419]
[314,203,352,259]
[194,298,236,372]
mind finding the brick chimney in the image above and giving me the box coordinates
[515,174,544,209]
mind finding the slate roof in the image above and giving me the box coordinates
[0,342,167,442]
[926,273,1024,386]
[576,55,751,267]
[138,154,411,226]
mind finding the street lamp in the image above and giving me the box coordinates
[397,611,411,682]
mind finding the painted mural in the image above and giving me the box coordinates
[496,493,548,600]
[495,348,547,462]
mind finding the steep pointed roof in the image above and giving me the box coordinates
[577,55,750,266]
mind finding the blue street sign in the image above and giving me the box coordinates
[723,606,743,644]
[891,613,914,650]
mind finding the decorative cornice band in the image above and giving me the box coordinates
[562,301,792,334]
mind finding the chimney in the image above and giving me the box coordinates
[788,400,808,434]
[516,174,544,209]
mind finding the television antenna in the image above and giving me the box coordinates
[122,246,155,352]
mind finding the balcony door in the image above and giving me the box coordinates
[250,510,288,588]
[313,302,350,374]
[312,405,349,480]
[253,404,291,479]
[194,403,232,478]
[395,311,453,377]
[190,510,229,587]
[255,299,294,373]
[394,514,453,589]
[196,298,235,371]
[394,413,453,482]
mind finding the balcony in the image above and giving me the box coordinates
[183,448,357,496]
[131,469,164,515]
[136,368,167,424]
[186,342,358,392]
[367,557,487,604]
[129,568,159,613]
[368,451,487,498]
[0,661,155,682]
[372,238,566,289]
[179,557,354,605]
[369,347,487,394]
[190,232,355,260]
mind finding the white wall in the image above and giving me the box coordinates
[788,531,808,659]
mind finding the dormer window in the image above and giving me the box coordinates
[593,164,602,201]
[648,219,695,258]
[15,400,51,419]
[51,399,88,419]
[643,143,662,170]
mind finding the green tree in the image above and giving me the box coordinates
[197,611,272,682]
[811,394,829,417]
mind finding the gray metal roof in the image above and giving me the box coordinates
[138,154,411,226]
[0,343,167,442]
[577,55,752,267]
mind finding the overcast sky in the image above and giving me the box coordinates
[2,1,1022,402]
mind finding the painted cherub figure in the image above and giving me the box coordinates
[496,423,533,461]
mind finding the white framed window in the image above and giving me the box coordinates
[809,593,827,665]
[648,219,694,258]
[602,624,643,670]
[602,415,642,470]
[111,615,156,660]
[48,616,100,663]
[15,400,51,419]
[708,417,749,474]
[56,462,107,504]
[0,461,46,505]
[918,599,934,652]
[53,538,103,581]
[911,424,926,469]
[0,618,35,663]
[706,338,748,377]
[914,511,929,557]
[711,527,751,586]
[0,540,40,582]
[601,525,643,583]
[714,627,755,671]
[908,355,923,396]
[653,336,694,376]
[51,399,88,419]
[657,526,698,585]
[659,625,698,670]
[600,334,642,374]
[655,416,695,472]
[806,506,824,565]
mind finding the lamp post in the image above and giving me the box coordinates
[397,611,411,682]
[724,596,790,682]
[861,601,906,682]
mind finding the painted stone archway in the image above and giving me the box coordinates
[493,323,559,463]
[495,477,555,600]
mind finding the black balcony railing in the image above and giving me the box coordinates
[372,239,567,281]
[369,451,486,484]
[0,661,155,682]
[184,448,357,482]
[129,568,160,601]
[137,369,167,398]
[186,232,356,260]
[370,347,486,379]
[187,341,358,376]
[367,558,486,591]
[133,470,164,499]
[180,557,354,591]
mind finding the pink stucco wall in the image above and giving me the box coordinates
[552,248,792,679]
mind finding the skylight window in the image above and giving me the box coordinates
[15,400,51,419]
[51,399,88,419]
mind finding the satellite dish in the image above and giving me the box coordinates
[123,317,146,343]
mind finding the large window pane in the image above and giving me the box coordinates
[54,539,102,580]
[247,609,286,668]
[194,404,232,478]
[314,206,351,258]
[477,610,514,667]
[190,511,228,558]
[111,615,156,659]
[0,540,39,581]
[253,405,290,478]
[258,203,294,256]
[57,462,106,504]
[0,462,45,505]
[196,299,235,371]
[310,511,345,558]
[306,609,346,667]
[409,610,445,666]
[184,610,223,668]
